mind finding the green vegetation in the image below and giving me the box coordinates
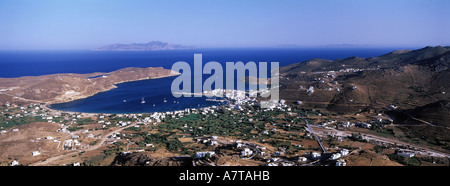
[124,126,141,132]
[0,115,46,129]
[387,154,421,166]
[135,132,186,153]
[103,142,125,156]
[74,118,94,125]
[67,126,83,132]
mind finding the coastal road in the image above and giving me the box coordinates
[31,123,138,166]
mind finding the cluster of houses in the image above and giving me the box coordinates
[63,139,82,150]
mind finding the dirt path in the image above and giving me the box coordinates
[31,123,137,166]
[0,92,47,104]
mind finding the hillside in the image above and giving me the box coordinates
[279,46,450,124]
[281,46,450,73]
[0,67,180,104]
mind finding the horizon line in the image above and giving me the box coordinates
[0,44,447,52]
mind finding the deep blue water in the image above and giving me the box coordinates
[0,47,407,113]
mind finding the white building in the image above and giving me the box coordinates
[336,159,346,166]
[311,152,321,159]
[397,151,415,158]
[11,160,19,166]
[195,151,215,158]
[210,141,219,146]
[241,148,253,157]
[298,157,308,162]
[306,86,314,94]
[340,149,349,156]
[330,153,342,160]
[32,151,40,156]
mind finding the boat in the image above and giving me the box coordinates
[141,97,146,104]
[163,98,167,103]
[123,100,127,102]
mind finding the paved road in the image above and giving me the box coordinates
[304,119,327,153]
[309,125,450,158]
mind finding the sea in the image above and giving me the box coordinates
[0,47,408,113]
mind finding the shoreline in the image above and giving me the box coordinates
[0,66,181,109]
[46,73,181,105]
[44,74,187,115]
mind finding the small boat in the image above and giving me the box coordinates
[163,98,167,103]
[123,100,127,102]
[153,104,155,106]
[141,97,146,104]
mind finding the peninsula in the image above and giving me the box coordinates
[0,67,180,105]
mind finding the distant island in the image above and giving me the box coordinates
[94,41,195,51]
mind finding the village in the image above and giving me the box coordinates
[0,88,449,166]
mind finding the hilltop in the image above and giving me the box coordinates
[94,41,195,51]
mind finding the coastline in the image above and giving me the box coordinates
[47,72,181,105]
[0,67,181,113]
[42,73,182,115]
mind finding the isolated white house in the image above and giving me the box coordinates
[11,160,19,166]
[241,148,253,157]
[32,151,40,156]
[330,153,342,160]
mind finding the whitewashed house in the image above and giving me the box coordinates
[397,151,415,158]
[336,159,346,166]
[340,149,349,156]
[298,157,308,162]
[11,160,19,166]
[330,153,342,160]
[311,152,321,159]
[32,151,40,156]
[241,148,253,157]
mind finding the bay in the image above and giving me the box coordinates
[0,47,406,113]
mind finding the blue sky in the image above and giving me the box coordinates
[0,0,449,50]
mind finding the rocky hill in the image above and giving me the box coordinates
[279,46,450,126]
[0,67,180,104]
